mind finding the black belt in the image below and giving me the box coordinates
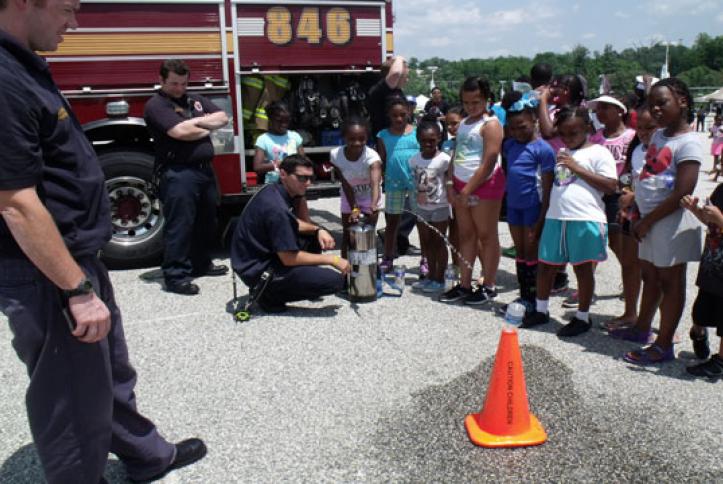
[163,159,212,168]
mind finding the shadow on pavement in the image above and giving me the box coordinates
[0,444,129,483]
[513,307,701,382]
[224,296,343,321]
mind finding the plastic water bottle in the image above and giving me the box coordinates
[555,148,573,182]
[653,173,675,190]
[444,265,458,292]
[376,264,383,298]
[393,265,406,294]
[504,301,526,329]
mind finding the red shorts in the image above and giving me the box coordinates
[454,167,506,201]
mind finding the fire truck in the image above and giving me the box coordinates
[46,0,394,267]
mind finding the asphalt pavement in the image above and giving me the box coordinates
[1,133,722,483]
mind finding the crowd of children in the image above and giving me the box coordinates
[254,65,722,379]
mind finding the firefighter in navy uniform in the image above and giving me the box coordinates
[231,155,350,312]
[144,59,230,295]
[0,1,206,482]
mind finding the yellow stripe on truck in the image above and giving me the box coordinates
[42,32,236,56]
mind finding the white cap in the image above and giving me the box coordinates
[588,95,627,114]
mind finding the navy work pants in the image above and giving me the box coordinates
[0,256,175,483]
[159,164,218,284]
[262,265,343,305]
[243,236,343,305]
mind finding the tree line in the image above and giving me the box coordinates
[407,33,723,103]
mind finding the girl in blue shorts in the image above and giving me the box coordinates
[377,97,420,272]
[500,91,555,313]
[522,107,618,337]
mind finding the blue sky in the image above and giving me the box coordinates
[394,0,723,60]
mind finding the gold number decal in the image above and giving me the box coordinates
[266,7,292,45]
[326,8,351,45]
[265,7,352,45]
[297,8,322,44]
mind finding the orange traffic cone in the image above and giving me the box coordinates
[465,328,547,448]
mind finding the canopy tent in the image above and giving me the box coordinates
[414,94,430,113]
[695,88,723,103]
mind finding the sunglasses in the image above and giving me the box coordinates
[292,173,312,182]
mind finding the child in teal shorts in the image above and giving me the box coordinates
[376,97,420,271]
[522,107,618,336]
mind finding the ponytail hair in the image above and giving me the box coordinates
[554,105,590,129]
[459,76,492,102]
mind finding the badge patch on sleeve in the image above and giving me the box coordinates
[194,101,203,112]
[57,107,69,121]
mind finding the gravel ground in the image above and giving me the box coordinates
[1,133,722,483]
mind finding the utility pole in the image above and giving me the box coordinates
[428,66,438,91]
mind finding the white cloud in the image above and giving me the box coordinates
[643,0,719,16]
[487,48,512,57]
[536,28,562,39]
[394,0,720,61]
[422,36,453,48]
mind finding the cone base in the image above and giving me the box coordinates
[464,413,547,448]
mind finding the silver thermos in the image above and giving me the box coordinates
[347,218,377,302]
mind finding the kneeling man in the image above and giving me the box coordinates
[231,155,349,312]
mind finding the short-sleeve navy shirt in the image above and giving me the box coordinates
[231,183,301,284]
[144,91,221,166]
[0,31,111,258]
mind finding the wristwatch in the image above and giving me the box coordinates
[62,278,94,300]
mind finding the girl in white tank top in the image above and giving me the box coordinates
[453,114,500,183]
[441,77,504,306]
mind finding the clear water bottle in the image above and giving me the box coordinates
[653,173,675,190]
[619,173,632,188]
[444,265,458,292]
[504,301,526,329]
[393,265,406,294]
[376,264,383,298]
[555,148,573,182]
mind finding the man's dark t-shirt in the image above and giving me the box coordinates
[144,91,221,165]
[366,77,404,137]
[231,183,301,284]
[424,99,449,119]
[0,31,111,258]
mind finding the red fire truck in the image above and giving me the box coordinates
[46,0,394,267]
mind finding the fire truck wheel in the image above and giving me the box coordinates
[99,148,164,269]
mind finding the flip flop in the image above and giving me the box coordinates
[623,344,675,365]
[609,327,653,344]
[601,318,636,332]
